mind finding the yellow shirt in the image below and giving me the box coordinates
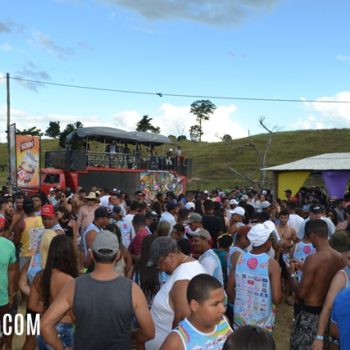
[20,216,45,257]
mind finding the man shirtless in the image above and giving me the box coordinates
[288,219,345,350]
[276,210,298,305]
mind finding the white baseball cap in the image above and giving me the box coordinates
[185,202,195,210]
[248,222,274,247]
[230,206,245,217]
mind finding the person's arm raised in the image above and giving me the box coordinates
[132,282,155,346]
[40,279,75,350]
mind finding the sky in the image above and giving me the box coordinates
[1,0,350,143]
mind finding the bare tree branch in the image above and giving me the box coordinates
[228,167,257,185]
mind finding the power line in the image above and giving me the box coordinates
[9,76,350,104]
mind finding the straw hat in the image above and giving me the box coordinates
[85,192,100,202]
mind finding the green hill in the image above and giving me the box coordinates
[1,128,350,190]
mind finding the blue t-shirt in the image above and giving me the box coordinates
[331,287,350,350]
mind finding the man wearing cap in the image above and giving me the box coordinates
[191,229,224,285]
[261,200,273,213]
[41,230,154,349]
[311,230,350,350]
[76,191,100,234]
[111,205,133,248]
[41,204,64,235]
[297,204,336,241]
[160,201,179,236]
[227,222,282,334]
[288,220,345,349]
[47,187,59,207]
[82,206,110,268]
[184,213,203,234]
[228,206,246,236]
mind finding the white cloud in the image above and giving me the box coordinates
[336,54,350,62]
[0,103,246,143]
[292,92,350,131]
[291,115,325,130]
[304,91,350,126]
[0,42,12,51]
[112,103,246,142]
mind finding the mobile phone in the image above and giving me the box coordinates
[282,254,290,267]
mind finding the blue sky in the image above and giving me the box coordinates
[1,0,350,142]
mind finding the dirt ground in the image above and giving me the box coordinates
[10,300,294,350]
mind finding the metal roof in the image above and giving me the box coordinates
[263,153,350,171]
[66,127,172,145]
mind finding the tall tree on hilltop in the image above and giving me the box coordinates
[136,115,160,134]
[189,99,216,142]
[45,121,60,138]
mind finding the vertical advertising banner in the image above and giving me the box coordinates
[9,124,17,188]
[16,135,40,189]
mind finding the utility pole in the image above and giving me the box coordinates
[6,73,11,191]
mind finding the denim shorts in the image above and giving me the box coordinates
[37,322,74,350]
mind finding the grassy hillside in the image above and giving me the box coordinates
[181,128,350,190]
[1,128,350,190]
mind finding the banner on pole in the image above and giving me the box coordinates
[16,135,40,189]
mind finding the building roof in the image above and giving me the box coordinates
[263,153,350,171]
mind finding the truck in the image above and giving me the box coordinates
[38,127,191,197]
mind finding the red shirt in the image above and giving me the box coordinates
[128,227,149,256]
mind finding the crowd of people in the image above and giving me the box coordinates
[0,184,350,350]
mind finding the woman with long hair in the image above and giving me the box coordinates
[28,234,79,350]
[127,235,161,307]
[57,191,72,214]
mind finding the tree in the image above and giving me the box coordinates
[16,126,43,136]
[136,115,160,134]
[45,121,60,138]
[223,116,278,189]
[189,125,202,142]
[177,135,187,141]
[59,121,83,149]
[222,134,232,142]
[189,99,216,142]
